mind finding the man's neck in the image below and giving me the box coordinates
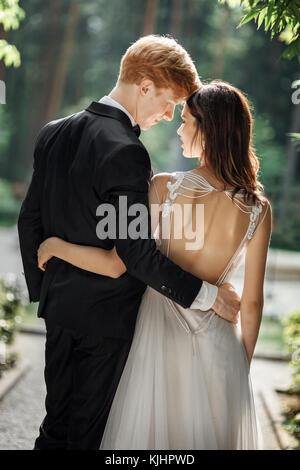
[108,85,137,122]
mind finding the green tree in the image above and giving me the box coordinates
[0,0,299,253]
[0,0,25,68]
[220,0,300,62]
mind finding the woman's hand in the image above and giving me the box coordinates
[110,246,127,278]
[37,237,60,271]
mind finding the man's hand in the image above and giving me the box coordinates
[212,283,240,324]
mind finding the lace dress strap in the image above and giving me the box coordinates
[215,199,266,286]
[162,171,216,217]
[250,201,270,238]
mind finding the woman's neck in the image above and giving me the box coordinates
[192,165,235,191]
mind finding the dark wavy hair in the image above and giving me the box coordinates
[187,80,265,205]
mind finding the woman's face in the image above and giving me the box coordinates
[177,103,203,158]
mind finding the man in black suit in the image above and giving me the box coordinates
[18,35,240,449]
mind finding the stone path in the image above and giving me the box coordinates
[0,226,297,449]
[0,332,294,450]
[0,226,23,275]
[0,333,45,450]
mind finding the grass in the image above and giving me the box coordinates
[20,302,39,326]
[0,218,17,227]
[255,315,287,356]
[0,179,21,227]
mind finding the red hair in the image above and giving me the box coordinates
[119,35,201,100]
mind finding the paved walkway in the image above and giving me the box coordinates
[0,226,23,275]
[0,227,297,449]
[0,332,294,450]
[0,333,45,450]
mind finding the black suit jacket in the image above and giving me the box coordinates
[18,101,203,340]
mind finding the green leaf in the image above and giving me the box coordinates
[289,4,300,25]
[257,7,268,30]
[218,0,244,7]
[237,8,261,28]
[279,24,297,45]
[282,37,300,62]
[0,1,25,30]
[0,40,21,67]
[265,4,275,31]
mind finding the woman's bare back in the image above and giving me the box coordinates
[150,168,269,286]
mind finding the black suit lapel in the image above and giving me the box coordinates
[85,101,135,134]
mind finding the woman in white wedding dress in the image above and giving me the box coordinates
[38,81,271,450]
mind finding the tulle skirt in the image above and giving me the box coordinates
[100,286,263,450]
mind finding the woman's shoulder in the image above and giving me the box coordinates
[259,195,272,221]
[151,172,175,190]
[256,193,271,217]
[151,171,178,182]
[150,172,179,205]
[260,194,271,206]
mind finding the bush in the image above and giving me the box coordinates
[283,310,300,394]
[0,179,21,226]
[0,274,25,378]
[282,310,300,443]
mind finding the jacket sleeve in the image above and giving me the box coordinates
[97,143,203,308]
[17,130,46,302]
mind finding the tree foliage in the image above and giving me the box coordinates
[0,0,299,250]
[0,0,25,67]
[220,0,300,62]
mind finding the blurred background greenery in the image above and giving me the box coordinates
[0,0,299,251]
[1,2,299,443]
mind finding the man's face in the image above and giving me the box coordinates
[137,82,183,130]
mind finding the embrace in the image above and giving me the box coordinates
[18,35,271,450]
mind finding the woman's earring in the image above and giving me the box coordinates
[202,141,205,150]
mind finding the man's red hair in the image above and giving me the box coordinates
[119,35,201,100]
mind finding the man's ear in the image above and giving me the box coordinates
[139,78,154,96]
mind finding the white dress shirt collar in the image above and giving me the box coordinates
[98,96,136,127]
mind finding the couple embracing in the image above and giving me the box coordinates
[18,35,271,450]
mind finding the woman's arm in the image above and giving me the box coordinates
[37,173,171,278]
[240,201,272,366]
[38,237,126,279]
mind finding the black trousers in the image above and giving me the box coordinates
[34,320,131,450]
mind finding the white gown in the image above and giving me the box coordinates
[100,171,268,450]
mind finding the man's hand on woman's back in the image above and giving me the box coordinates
[212,283,240,324]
